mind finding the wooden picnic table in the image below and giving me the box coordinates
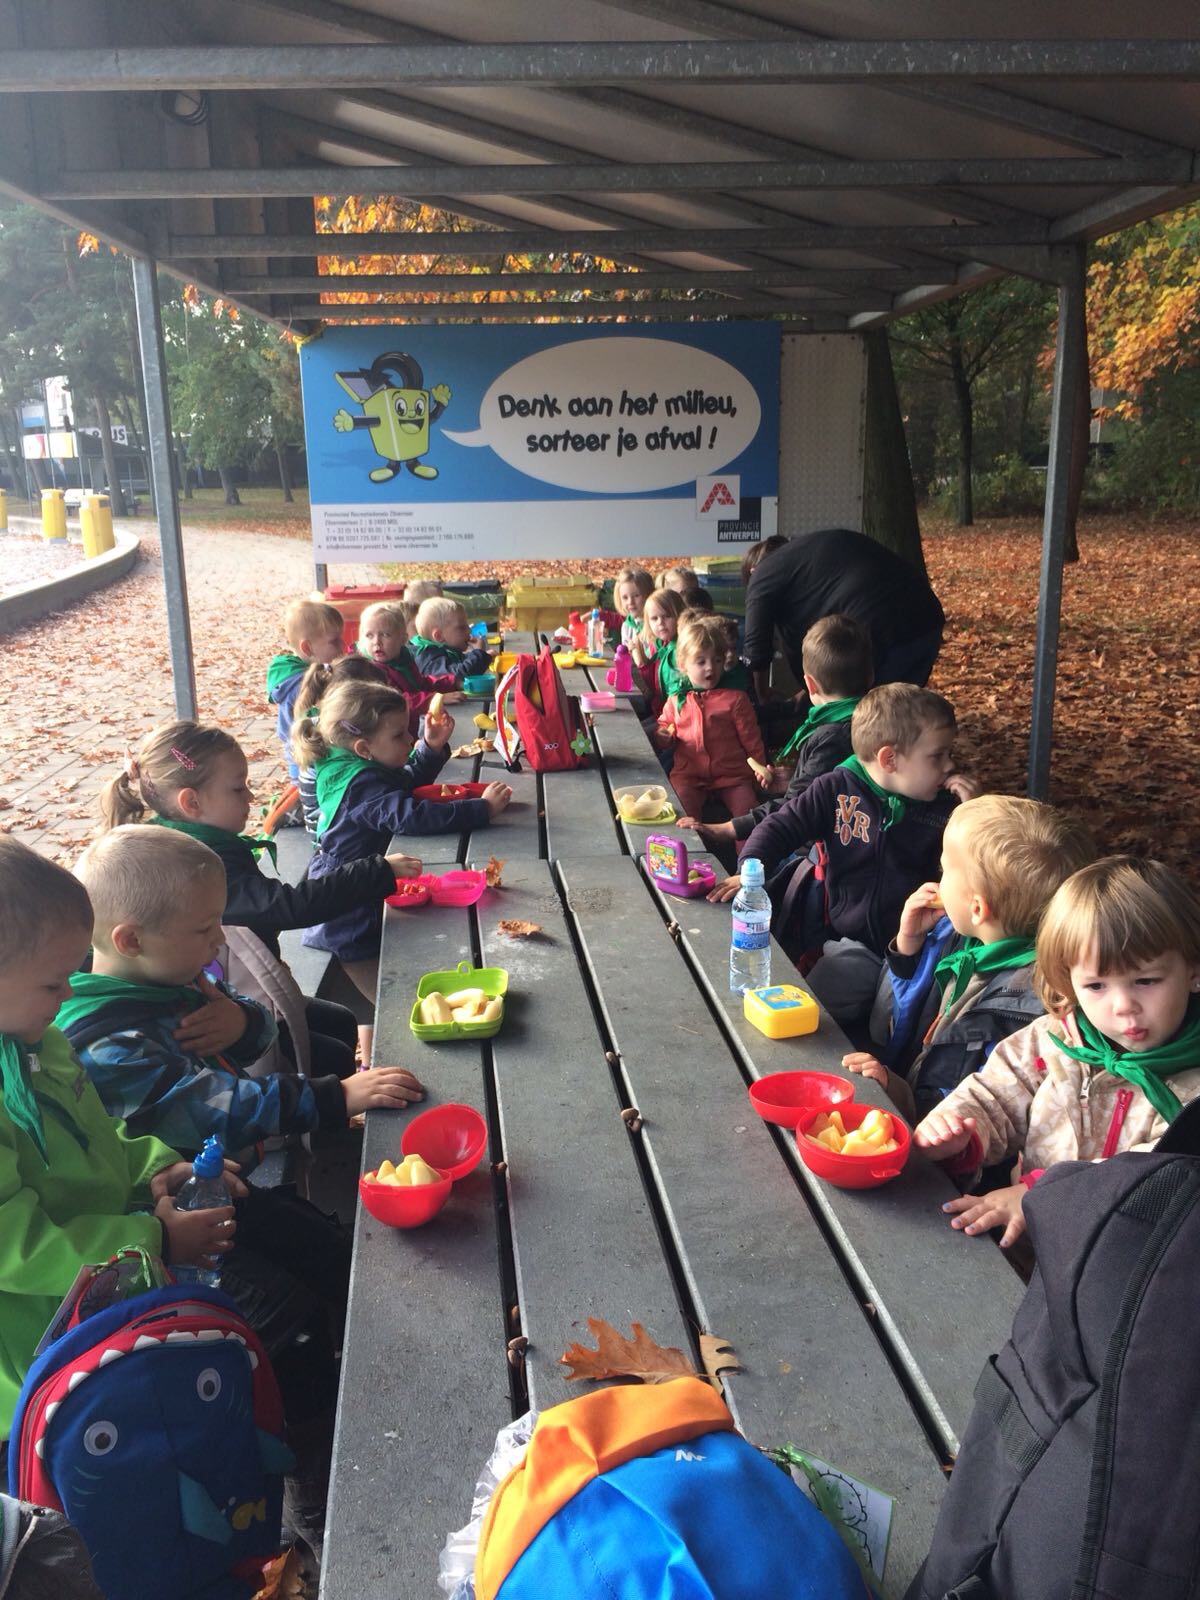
[320,637,1023,1599]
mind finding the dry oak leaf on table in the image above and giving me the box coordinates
[252,1548,306,1600]
[560,1317,739,1394]
[484,854,505,889]
[498,918,542,939]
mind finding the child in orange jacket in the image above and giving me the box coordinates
[656,612,769,821]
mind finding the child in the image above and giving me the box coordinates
[357,599,463,730]
[102,719,423,1077]
[0,838,235,1445]
[408,595,493,680]
[614,566,655,650]
[400,577,443,631]
[295,678,511,1015]
[292,654,392,838]
[629,586,687,717]
[656,612,769,823]
[711,684,974,1029]
[915,856,1200,1252]
[683,614,871,844]
[659,564,704,602]
[60,827,424,1163]
[844,795,1096,1120]
[267,599,345,780]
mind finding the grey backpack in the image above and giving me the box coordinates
[908,1116,1200,1600]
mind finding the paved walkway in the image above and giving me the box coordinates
[0,522,383,863]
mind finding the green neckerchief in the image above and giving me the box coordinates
[56,971,203,1034]
[934,935,1037,1008]
[360,643,421,692]
[407,633,465,662]
[1,1032,48,1166]
[837,754,907,831]
[313,745,375,839]
[655,640,687,703]
[150,815,277,868]
[1055,1004,1200,1126]
[266,652,307,696]
[775,697,858,765]
[671,663,752,706]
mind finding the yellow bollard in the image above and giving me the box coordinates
[0,488,7,530]
[41,489,67,542]
[93,493,115,552]
[80,496,101,559]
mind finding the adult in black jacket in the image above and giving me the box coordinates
[742,529,944,702]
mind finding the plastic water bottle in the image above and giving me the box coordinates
[729,858,772,994]
[587,607,606,657]
[173,1136,229,1289]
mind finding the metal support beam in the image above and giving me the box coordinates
[167,221,1053,258]
[226,266,948,295]
[7,39,1200,92]
[130,255,197,720]
[287,294,871,321]
[1028,244,1087,801]
[45,154,1188,201]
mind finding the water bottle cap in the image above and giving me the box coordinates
[741,857,765,887]
[192,1135,225,1179]
[591,607,600,618]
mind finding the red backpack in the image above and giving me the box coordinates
[496,648,591,772]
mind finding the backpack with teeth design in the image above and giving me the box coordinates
[7,1284,293,1600]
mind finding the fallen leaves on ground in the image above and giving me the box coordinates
[561,1318,696,1386]
[484,854,505,888]
[498,918,542,939]
[699,1333,743,1389]
[252,1548,306,1600]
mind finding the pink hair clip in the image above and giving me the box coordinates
[340,720,363,736]
[170,746,196,771]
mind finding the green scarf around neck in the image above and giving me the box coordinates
[408,633,464,662]
[150,816,277,868]
[1,1033,48,1165]
[360,643,420,692]
[837,754,907,830]
[1055,1004,1200,1126]
[655,640,686,703]
[267,652,308,696]
[313,745,375,838]
[56,971,203,1034]
[775,698,858,765]
[934,935,1037,1008]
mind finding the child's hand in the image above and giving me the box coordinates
[747,758,773,787]
[942,773,978,803]
[151,1159,248,1202]
[423,711,455,749]
[482,781,512,817]
[173,975,248,1056]
[157,1194,236,1267]
[386,851,423,879]
[342,1066,425,1116]
[843,1051,890,1089]
[654,724,677,747]
[943,1183,1027,1249]
[914,1109,978,1161]
[629,638,646,667]
[896,881,945,955]
[763,765,791,797]
[443,691,465,705]
[708,873,741,903]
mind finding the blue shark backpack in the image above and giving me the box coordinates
[7,1284,294,1600]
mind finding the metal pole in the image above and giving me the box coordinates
[1027,244,1086,800]
[130,255,197,719]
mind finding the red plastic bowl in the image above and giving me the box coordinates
[748,1071,853,1128]
[413,782,490,802]
[385,880,432,909]
[794,1103,911,1190]
[358,1169,452,1228]
[428,871,486,907]
[400,1103,488,1182]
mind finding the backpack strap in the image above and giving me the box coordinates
[494,660,523,773]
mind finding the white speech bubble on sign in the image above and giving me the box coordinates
[442,336,761,494]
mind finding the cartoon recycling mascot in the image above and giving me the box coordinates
[332,351,451,482]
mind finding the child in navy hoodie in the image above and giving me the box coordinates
[266,598,345,780]
[407,595,492,680]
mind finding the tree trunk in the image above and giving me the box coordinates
[1063,332,1091,565]
[218,466,241,506]
[94,393,129,517]
[274,434,294,503]
[176,433,193,498]
[946,313,974,526]
[860,328,927,576]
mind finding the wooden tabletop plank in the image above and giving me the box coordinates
[321,897,510,1600]
[476,859,694,1412]
[644,841,1025,1459]
[560,856,948,1592]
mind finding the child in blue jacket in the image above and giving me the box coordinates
[407,595,493,680]
[266,598,345,780]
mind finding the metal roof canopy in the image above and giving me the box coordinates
[2,1,1197,795]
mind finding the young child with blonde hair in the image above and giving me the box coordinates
[356,599,462,729]
[613,566,655,650]
[655,612,768,821]
[915,856,1200,1251]
[845,795,1096,1120]
[629,586,688,716]
[408,595,492,680]
[267,598,345,779]
[294,677,511,1015]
